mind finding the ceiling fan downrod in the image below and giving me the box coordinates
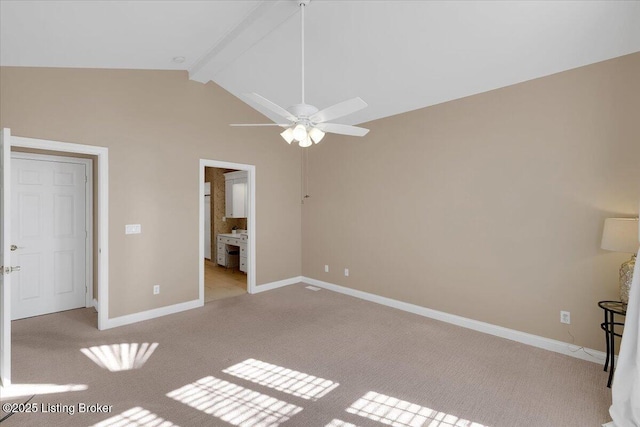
[299,0,310,106]
[229,0,370,144]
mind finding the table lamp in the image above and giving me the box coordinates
[601,217,639,304]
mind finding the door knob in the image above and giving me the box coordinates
[10,244,24,251]
[0,266,20,274]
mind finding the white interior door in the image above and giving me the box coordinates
[11,156,87,320]
[1,128,12,386]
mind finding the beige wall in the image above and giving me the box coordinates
[302,53,640,351]
[2,54,638,350]
[0,67,302,319]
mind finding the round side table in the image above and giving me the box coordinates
[598,300,627,388]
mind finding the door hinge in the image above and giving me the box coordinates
[85,175,88,183]
[85,230,88,239]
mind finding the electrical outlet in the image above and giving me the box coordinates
[222,216,226,222]
[324,265,329,273]
[560,310,570,324]
[153,285,160,295]
[344,268,349,277]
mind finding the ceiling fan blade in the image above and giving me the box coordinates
[315,123,369,137]
[244,93,297,121]
[230,124,290,127]
[310,97,368,123]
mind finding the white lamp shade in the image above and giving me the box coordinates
[292,124,308,142]
[309,127,325,144]
[601,218,639,253]
[280,128,294,144]
[298,136,312,148]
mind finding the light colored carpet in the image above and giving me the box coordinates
[1,284,611,426]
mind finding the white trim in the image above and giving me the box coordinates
[302,277,607,364]
[10,135,109,331]
[199,159,256,303]
[1,129,12,386]
[93,298,99,312]
[105,299,202,329]
[253,276,302,293]
[10,152,94,308]
[106,277,310,330]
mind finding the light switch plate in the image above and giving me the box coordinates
[125,224,141,234]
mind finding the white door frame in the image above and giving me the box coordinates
[199,159,256,301]
[1,129,12,386]
[9,135,109,331]
[10,152,94,309]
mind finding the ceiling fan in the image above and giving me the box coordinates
[230,0,369,147]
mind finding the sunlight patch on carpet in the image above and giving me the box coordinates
[167,376,302,426]
[91,406,178,427]
[0,383,87,399]
[326,419,360,427]
[347,391,489,427]
[223,358,339,401]
[80,343,158,372]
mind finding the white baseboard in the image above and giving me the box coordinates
[99,276,301,330]
[103,299,203,330]
[252,276,302,293]
[302,276,606,364]
[92,298,99,312]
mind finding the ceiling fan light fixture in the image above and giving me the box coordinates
[309,127,325,144]
[280,128,294,144]
[292,124,308,142]
[228,1,369,146]
[299,136,312,148]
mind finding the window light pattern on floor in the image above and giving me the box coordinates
[80,343,158,372]
[347,392,489,427]
[0,383,87,399]
[222,358,339,401]
[91,407,178,427]
[325,419,360,427]
[166,376,302,427]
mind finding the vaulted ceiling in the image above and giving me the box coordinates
[2,0,639,125]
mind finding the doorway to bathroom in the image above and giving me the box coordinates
[201,162,253,302]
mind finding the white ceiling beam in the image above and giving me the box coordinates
[189,0,298,84]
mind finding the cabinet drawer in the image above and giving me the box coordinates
[240,257,247,272]
[217,254,226,266]
[217,243,225,252]
[222,237,241,245]
[240,245,247,257]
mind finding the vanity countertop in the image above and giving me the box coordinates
[218,233,248,240]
